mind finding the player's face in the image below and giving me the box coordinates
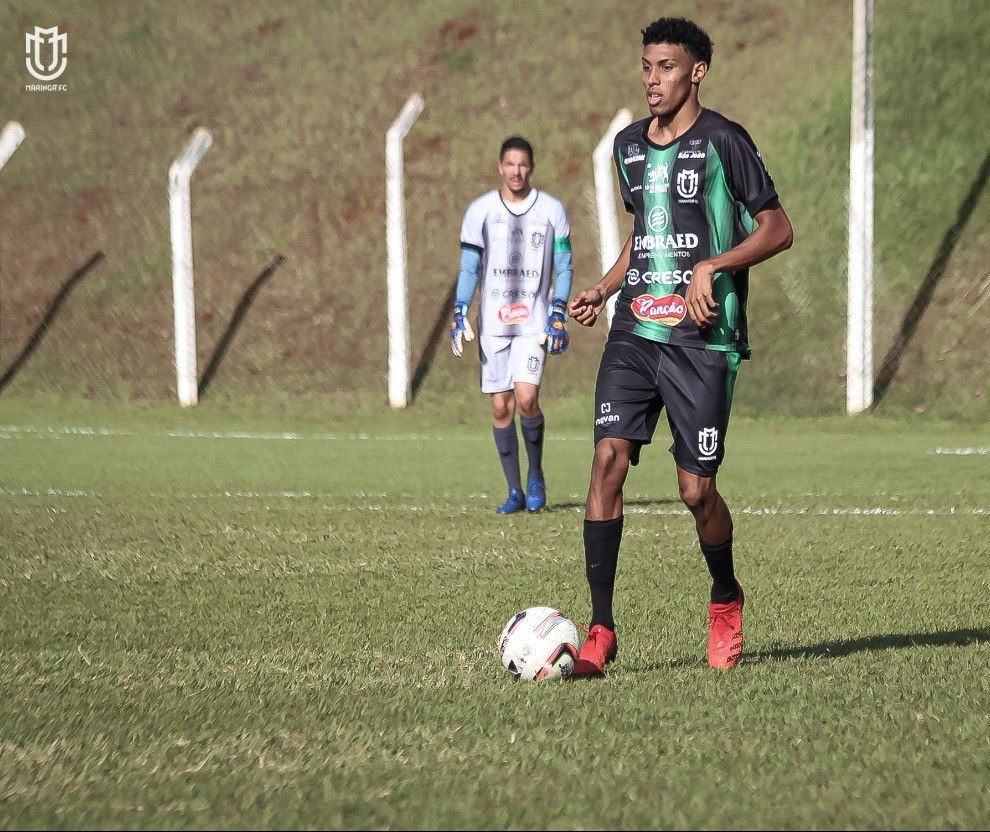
[498,149,533,196]
[641,42,707,117]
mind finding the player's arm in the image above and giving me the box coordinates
[567,232,633,328]
[450,244,481,357]
[543,220,574,355]
[685,200,793,327]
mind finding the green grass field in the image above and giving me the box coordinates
[2,400,989,829]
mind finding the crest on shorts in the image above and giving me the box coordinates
[698,427,718,456]
[527,355,539,372]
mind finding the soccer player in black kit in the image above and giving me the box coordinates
[568,18,793,673]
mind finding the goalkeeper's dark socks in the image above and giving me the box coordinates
[699,527,738,604]
[492,423,522,493]
[585,516,623,630]
[519,412,545,480]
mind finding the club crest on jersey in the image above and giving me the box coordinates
[631,294,686,325]
[530,231,545,250]
[498,302,530,325]
[676,168,699,199]
[698,427,719,456]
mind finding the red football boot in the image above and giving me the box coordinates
[708,583,744,669]
[571,623,618,677]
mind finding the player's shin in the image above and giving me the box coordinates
[584,516,623,630]
[492,423,523,495]
[699,524,738,604]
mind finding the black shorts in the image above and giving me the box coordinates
[593,331,741,477]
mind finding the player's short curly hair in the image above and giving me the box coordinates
[500,136,534,164]
[641,17,713,66]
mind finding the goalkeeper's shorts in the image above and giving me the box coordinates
[479,334,546,393]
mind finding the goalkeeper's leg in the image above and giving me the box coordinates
[491,391,524,513]
[515,382,546,512]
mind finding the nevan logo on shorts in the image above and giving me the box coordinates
[26,26,67,81]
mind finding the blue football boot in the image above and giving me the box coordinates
[525,473,547,512]
[496,488,525,514]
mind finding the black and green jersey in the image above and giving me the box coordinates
[611,109,777,358]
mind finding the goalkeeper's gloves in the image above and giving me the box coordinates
[450,301,475,357]
[541,300,570,355]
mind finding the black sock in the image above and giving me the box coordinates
[585,516,623,630]
[519,412,545,480]
[492,423,522,493]
[699,527,738,604]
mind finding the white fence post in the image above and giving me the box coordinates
[386,93,424,409]
[847,0,875,414]
[168,127,212,408]
[594,109,633,328]
[0,122,26,172]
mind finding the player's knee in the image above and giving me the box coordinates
[516,397,540,419]
[593,440,631,481]
[492,396,515,423]
[678,478,715,514]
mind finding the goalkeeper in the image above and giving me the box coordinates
[451,136,574,514]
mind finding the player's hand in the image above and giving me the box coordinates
[685,261,719,327]
[450,302,475,357]
[540,301,569,356]
[568,287,606,328]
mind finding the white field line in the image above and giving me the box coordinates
[1,425,987,452]
[0,424,585,442]
[0,487,986,517]
[930,447,990,455]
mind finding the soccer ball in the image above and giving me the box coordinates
[497,606,581,681]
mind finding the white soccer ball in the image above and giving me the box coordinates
[497,606,581,681]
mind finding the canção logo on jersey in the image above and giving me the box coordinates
[498,302,530,325]
[631,294,686,325]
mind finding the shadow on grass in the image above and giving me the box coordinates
[750,627,990,662]
[0,251,105,393]
[873,148,990,403]
[629,627,990,672]
[545,497,681,512]
[410,280,457,402]
[198,253,285,399]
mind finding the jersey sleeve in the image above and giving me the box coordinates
[613,139,635,214]
[459,199,486,254]
[552,199,571,242]
[716,124,778,218]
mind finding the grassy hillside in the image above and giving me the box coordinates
[0,0,987,417]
